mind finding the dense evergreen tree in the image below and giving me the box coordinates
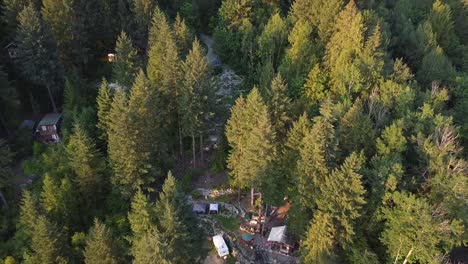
[267,73,291,142]
[279,20,318,96]
[131,227,168,264]
[112,31,139,89]
[325,0,384,99]
[226,87,276,190]
[0,140,14,194]
[24,215,68,264]
[180,39,211,165]
[15,4,64,113]
[290,0,345,42]
[107,88,132,195]
[147,8,181,154]
[132,0,155,42]
[174,14,193,57]
[42,0,87,67]
[380,191,463,263]
[257,13,287,69]
[128,190,154,240]
[0,69,19,133]
[302,212,336,264]
[84,219,121,264]
[338,99,376,157]
[2,0,40,34]
[18,191,40,237]
[66,124,105,207]
[155,172,203,263]
[96,78,113,144]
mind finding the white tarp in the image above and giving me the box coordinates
[213,234,229,257]
[267,226,286,243]
[210,203,219,212]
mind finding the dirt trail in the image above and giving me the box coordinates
[200,34,219,64]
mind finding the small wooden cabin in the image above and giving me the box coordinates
[267,226,294,255]
[4,42,17,59]
[35,113,62,143]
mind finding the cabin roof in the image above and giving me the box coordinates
[37,113,62,127]
[267,226,286,243]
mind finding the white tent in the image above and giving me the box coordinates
[267,226,286,243]
[209,203,219,214]
[213,234,229,258]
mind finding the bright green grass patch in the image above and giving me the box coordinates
[214,215,240,232]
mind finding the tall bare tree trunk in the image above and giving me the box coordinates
[250,187,254,208]
[178,119,183,158]
[402,247,413,264]
[0,191,8,209]
[199,133,203,161]
[238,186,241,205]
[192,134,196,167]
[46,84,58,113]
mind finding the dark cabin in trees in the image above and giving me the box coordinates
[4,42,17,59]
[35,113,62,143]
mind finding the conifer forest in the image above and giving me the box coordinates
[0,0,467,263]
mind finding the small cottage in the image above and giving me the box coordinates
[267,226,294,255]
[4,42,17,59]
[35,113,62,143]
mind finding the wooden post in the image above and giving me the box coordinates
[258,192,262,233]
[46,84,58,113]
[250,187,254,208]
[261,204,267,235]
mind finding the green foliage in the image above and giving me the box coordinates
[257,13,287,68]
[66,124,105,206]
[379,192,462,263]
[303,64,330,107]
[325,0,384,99]
[15,4,64,112]
[180,168,202,193]
[0,140,14,190]
[128,190,154,240]
[42,0,87,67]
[132,0,155,39]
[112,31,139,89]
[84,219,121,264]
[226,87,276,189]
[174,14,194,57]
[131,227,168,264]
[279,20,319,96]
[2,0,40,33]
[0,69,19,131]
[302,212,335,264]
[23,215,68,264]
[213,215,239,232]
[267,74,292,142]
[338,99,376,157]
[96,78,113,144]
[154,172,203,263]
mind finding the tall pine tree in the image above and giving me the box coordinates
[112,31,139,89]
[16,4,64,112]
